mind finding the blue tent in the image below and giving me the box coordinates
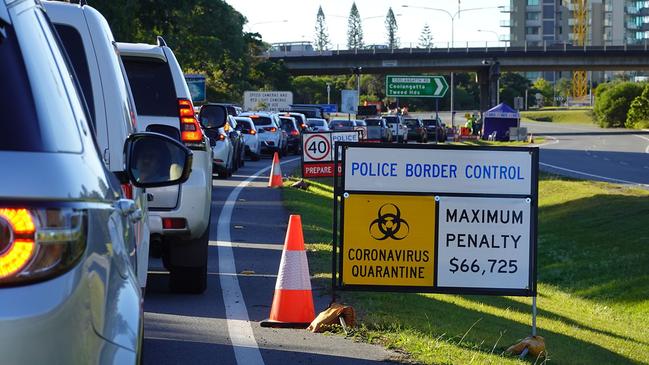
[482,103,519,141]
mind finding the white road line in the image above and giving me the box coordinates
[216,157,300,365]
[540,162,649,187]
[633,134,649,153]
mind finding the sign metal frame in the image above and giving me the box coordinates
[300,130,363,178]
[332,142,539,297]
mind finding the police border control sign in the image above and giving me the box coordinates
[332,142,538,296]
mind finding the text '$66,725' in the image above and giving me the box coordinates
[448,257,519,275]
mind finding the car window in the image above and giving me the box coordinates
[121,57,177,117]
[247,116,273,125]
[404,120,419,127]
[236,120,253,130]
[331,120,354,127]
[280,119,296,130]
[422,119,438,126]
[1,7,82,153]
[52,24,95,126]
[384,116,400,124]
[307,119,324,126]
[365,120,382,126]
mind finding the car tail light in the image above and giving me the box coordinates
[0,207,85,286]
[162,218,186,229]
[264,127,277,132]
[178,98,203,143]
[218,134,226,141]
[290,130,299,136]
[121,183,133,199]
[250,130,257,135]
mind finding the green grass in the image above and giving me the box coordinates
[521,109,596,125]
[282,174,649,365]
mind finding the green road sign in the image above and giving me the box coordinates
[386,75,449,98]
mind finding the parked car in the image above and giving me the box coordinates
[422,117,448,142]
[404,118,428,143]
[279,116,302,154]
[329,119,357,131]
[0,2,190,363]
[199,104,235,178]
[45,0,154,291]
[235,117,261,161]
[118,38,213,293]
[240,112,288,155]
[306,118,330,132]
[364,118,393,142]
[384,115,409,143]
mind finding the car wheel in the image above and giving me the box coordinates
[168,225,209,294]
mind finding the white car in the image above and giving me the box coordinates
[240,112,288,155]
[118,39,213,293]
[307,118,330,132]
[45,1,151,290]
[384,115,409,143]
[199,104,235,178]
[235,116,261,161]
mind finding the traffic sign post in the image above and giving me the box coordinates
[386,75,449,98]
[331,142,539,332]
[300,131,361,178]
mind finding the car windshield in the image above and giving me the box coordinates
[121,57,177,117]
[364,119,383,126]
[331,120,355,127]
[404,119,419,127]
[247,116,273,126]
[384,116,400,124]
[307,120,325,126]
[422,119,439,126]
[236,120,253,130]
[280,119,297,130]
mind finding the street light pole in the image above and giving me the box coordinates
[326,83,331,105]
[402,5,504,128]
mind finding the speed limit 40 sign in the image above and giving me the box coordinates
[301,131,360,177]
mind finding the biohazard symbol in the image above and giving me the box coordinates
[369,204,410,241]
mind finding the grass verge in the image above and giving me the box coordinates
[521,109,596,125]
[283,174,649,365]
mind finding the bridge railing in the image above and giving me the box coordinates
[266,39,649,57]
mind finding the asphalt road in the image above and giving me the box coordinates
[523,121,649,187]
[142,155,405,365]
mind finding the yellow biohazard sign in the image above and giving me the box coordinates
[342,194,435,286]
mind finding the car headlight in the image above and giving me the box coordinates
[0,207,86,287]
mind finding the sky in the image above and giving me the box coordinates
[227,0,509,47]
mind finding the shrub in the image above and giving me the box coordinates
[593,82,644,128]
[626,83,649,129]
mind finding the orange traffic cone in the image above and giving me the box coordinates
[260,215,315,328]
[268,152,283,188]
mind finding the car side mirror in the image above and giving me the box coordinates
[124,132,192,188]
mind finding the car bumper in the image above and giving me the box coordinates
[0,267,139,365]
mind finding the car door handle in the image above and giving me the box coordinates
[114,199,137,217]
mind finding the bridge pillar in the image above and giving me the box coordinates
[478,67,490,114]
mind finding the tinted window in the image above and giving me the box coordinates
[365,120,382,126]
[355,120,366,126]
[53,24,95,125]
[404,119,420,127]
[384,116,400,124]
[236,120,253,129]
[248,116,273,125]
[199,105,227,128]
[146,124,180,141]
[331,120,355,127]
[121,58,177,116]
[422,119,439,126]
[280,119,297,130]
[307,120,324,126]
[1,8,82,152]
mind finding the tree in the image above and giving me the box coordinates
[531,78,553,106]
[499,72,531,107]
[314,6,330,51]
[347,2,364,49]
[594,81,644,127]
[626,83,649,129]
[555,78,572,105]
[418,23,433,48]
[385,7,399,49]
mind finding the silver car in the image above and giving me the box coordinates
[0,2,191,363]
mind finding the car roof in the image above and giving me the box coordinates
[116,42,167,62]
[240,111,274,117]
